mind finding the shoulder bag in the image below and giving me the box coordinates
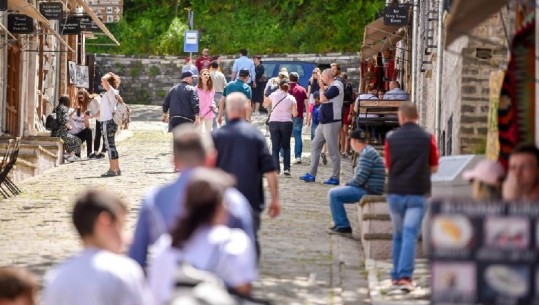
[265,95,287,126]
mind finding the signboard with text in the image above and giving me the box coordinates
[86,0,123,24]
[183,30,198,53]
[0,0,7,11]
[429,200,539,305]
[79,15,101,32]
[8,14,33,34]
[60,16,81,35]
[383,5,409,26]
[39,2,63,20]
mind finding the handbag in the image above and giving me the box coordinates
[265,95,287,126]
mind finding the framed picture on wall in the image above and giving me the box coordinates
[76,65,89,88]
[68,61,76,85]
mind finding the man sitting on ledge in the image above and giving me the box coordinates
[383,81,409,100]
[327,129,385,236]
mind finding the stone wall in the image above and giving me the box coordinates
[416,10,509,155]
[95,53,360,105]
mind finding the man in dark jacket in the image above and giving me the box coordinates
[384,102,439,292]
[162,70,200,131]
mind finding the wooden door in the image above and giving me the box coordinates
[6,44,21,136]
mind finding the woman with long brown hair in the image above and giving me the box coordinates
[99,72,125,177]
[197,68,215,133]
[148,168,257,304]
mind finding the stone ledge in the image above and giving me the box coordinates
[358,195,387,207]
[363,214,391,221]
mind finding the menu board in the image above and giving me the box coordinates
[429,200,539,305]
[60,16,81,35]
[39,2,63,20]
[8,14,33,34]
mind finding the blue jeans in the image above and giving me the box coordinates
[293,117,304,159]
[311,122,319,141]
[269,121,293,173]
[329,186,368,229]
[387,194,427,280]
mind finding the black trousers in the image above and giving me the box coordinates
[75,128,93,157]
[94,120,107,153]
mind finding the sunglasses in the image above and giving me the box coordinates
[201,73,210,76]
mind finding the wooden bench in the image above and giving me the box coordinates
[355,100,403,132]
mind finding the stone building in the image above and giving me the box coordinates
[415,3,509,155]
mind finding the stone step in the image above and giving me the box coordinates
[11,158,37,183]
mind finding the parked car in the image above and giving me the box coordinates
[261,61,330,89]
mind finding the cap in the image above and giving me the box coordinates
[313,91,320,99]
[181,70,194,79]
[239,69,250,77]
[350,129,368,141]
[462,159,505,186]
[279,79,289,86]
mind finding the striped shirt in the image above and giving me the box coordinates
[346,145,385,194]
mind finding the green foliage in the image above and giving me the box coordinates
[87,0,385,55]
[149,66,161,77]
[130,62,144,77]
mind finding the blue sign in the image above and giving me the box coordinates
[183,30,198,53]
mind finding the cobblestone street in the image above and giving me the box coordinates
[0,105,369,304]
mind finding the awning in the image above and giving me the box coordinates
[361,29,406,60]
[445,0,509,47]
[360,17,402,60]
[73,0,120,46]
[7,0,75,52]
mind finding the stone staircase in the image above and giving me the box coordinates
[0,136,63,183]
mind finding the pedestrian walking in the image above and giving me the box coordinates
[217,69,252,125]
[263,79,298,176]
[197,68,215,133]
[288,72,308,164]
[502,143,539,201]
[327,129,385,236]
[0,267,38,305]
[82,89,107,159]
[162,70,200,131]
[51,95,82,162]
[212,92,281,256]
[128,124,255,269]
[182,57,199,86]
[99,72,125,177]
[252,55,266,115]
[210,60,227,129]
[231,48,256,85]
[300,69,344,185]
[340,73,355,157]
[195,48,212,71]
[148,168,257,304]
[42,190,155,305]
[384,102,439,291]
[307,68,321,105]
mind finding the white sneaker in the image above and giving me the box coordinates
[66,155,80,162]
[294,158,302,164]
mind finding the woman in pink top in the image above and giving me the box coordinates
[263,79,298,176]
[197,69,215,133]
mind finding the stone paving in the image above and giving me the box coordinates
[0,105,372,304]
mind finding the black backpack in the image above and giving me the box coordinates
[45,110,60,130]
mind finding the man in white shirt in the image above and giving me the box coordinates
[383,81,410,100]
[42,190,154,305]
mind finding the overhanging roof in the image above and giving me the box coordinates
[360,17,402,60]
[445,0,509,47]
[0,22,16,40]
[73,0,120,46]
[8,0,75,53]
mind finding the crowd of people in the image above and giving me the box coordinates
[3,47,539,304]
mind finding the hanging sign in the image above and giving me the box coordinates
[383,5,409,26]
[8,14,34,34]
[60,16,81,35]
[79,15,100,32]
[183,30,198,53]
[0,0,7,11]
[39,2,63,20]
